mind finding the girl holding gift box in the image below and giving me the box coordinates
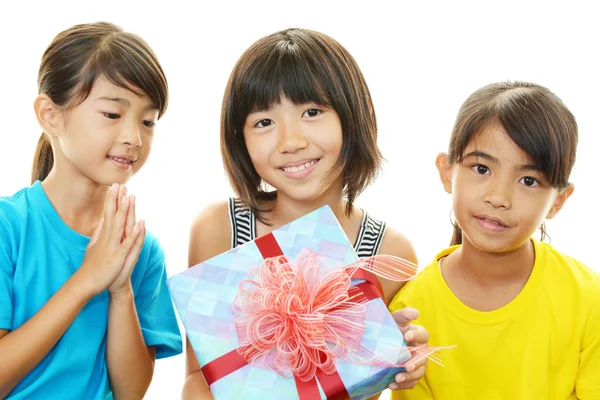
[389,81,600,399]
[0,22,182,399]
[184,28,430,398]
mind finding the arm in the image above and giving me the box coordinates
[182,202,232,400]
[0,185,142,397]
[377,227,418,306]
[105,193,157,399]
[576,280,600,399]
[0,275,95,397]
[106,286,156,399]
[377,226,429,392]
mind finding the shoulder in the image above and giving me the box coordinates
[139,228,165,265]
[388,247,455,312]
[378,224,418,265]
[538,241,600,285]
[188,200,232,267]
[0,187,29,239]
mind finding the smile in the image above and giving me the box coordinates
[107,156,135,170]
[280,159,319,173]
[108,156,133,164]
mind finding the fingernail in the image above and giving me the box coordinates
[122,195,128,204]
[389,383,398,390]
[110,183,117,191]
[396,375,406,383]
[134,224,140,232]
[407,364,415,372]
[406,332,413,341]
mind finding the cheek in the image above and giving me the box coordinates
[244,136,273,167]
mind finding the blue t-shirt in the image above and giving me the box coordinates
[0,181,182,399]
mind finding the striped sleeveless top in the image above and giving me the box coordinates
[227,198,386,257]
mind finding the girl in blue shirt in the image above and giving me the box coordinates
[0,22,182,399]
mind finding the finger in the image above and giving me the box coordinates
[116,185,127,213]
[87,219,104,248]
[404,325,430,345]
[124,194,136,239]
[103,184,119,231]
[122,220,146,274]
[111,194,131,247]
[117,220,142,258]
[392,307,420,330]
[404,350,429,372]
[388,365,426,390]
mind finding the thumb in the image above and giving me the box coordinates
[392,307,419,330]
[88,219,104,248]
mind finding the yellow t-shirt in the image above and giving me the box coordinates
[389,240,600,400]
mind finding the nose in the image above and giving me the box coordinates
[122,120,142,149]
[277,119,308,153]
[483,177,513,209]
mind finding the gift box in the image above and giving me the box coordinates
[167,206,412,400]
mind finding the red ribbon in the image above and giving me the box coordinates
[202,233,384,400]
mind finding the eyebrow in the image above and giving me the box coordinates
[95,96,158,111]
[462,150,541,172]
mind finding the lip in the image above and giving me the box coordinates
[278,158,320,180]
[107,154,136,161]
[279,158,320,168]
[475,214,509,232]
[107,155,136,170]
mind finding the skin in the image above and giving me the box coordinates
[0,75,159,399]
[435,121,573,312]
[182,98,429,399]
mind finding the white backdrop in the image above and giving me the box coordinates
[1,1,599,399]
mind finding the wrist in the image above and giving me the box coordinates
[66,269,98,303]
[109,283,134,300]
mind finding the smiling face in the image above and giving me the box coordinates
[438,121,572,253]
[49,75,159,186]
[243,97,343,203]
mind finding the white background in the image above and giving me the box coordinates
[1,1,599,399]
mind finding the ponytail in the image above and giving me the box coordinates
[450,223,462,246]
[31,133,53,184]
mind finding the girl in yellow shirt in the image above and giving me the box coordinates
[389,81,600,399]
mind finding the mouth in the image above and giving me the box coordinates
[107,155,136,170]
[279,159,320,173]
[475,215,509,231]
[278,158,320,179]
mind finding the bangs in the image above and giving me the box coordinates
[453,84,577,189]
[232,41,332,126]
[76,33,168,117]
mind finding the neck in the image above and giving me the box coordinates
[41,168,108,236]
[270,181,350,228]
[446,239,535,286]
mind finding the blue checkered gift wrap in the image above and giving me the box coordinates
[167,205,411,400]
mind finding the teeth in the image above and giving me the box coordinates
[110,157,132,163]
[485,218,501,226]
[282,160,317,173]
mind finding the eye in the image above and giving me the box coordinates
[519,176,540,187]
[142,120,156,128]
[471,164,490,175]
[254,119,274,128]
[302,108,322,118]
[103,113,120,120]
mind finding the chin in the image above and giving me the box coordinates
[464,234,530,254]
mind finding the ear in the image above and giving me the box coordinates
[546,184,574,219]
[34,95,61,136]
[435,152,453,194]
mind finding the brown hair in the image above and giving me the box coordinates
[220,28,382,221]
[32,21,168,184]
[447,81,578,245]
